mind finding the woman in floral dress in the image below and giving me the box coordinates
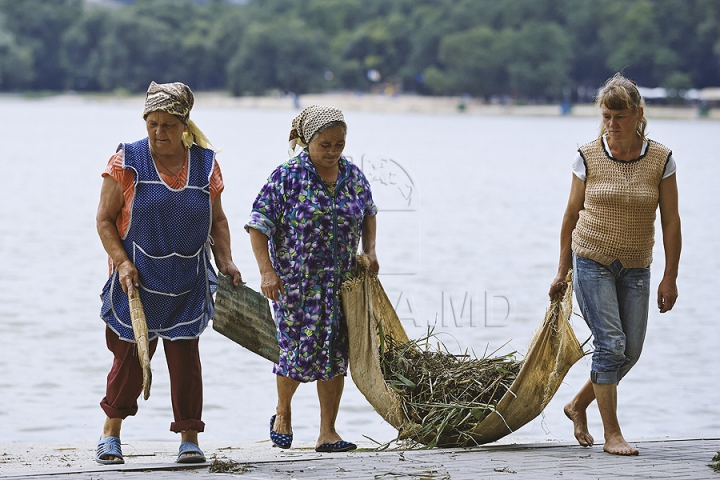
[246,105,378,453]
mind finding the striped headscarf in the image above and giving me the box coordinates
[288,105,345,156]
[142,81,214,150]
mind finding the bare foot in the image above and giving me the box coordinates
[273,413,292,435]
[603,433,639,455]
[564,402,594,446]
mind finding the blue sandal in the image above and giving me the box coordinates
[315,440,357,453]
[95,436,124,465]
[176,441,206,463]
[270,415,293,449]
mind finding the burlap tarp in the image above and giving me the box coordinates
[340,256,584,447]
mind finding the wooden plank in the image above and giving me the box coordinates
[212,274,279,363]
[128,289,152,400]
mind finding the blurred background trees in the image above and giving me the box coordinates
[0,0,719,102]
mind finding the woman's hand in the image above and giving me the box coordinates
[260,270,284,301]
[218,260,243,287]
[657,276,678,313]
[548,271,569,301]
[117,260,139,297]
[365,249,379,274]
[248,228,282,300]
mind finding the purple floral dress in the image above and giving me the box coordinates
[246,149,377,382]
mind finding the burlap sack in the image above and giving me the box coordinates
[341,257,583,447]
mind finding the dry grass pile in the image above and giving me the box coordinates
[710,452,720,472]
[379,330,522,447]
[207,456,254,474]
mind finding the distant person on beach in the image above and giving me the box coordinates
[246,105,378,453]
[549,73,682,455]
[95,81,242,465]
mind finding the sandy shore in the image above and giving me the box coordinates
[5,91,719,120]
[199,92,719,120]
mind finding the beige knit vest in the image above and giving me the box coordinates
[572,138,671,268]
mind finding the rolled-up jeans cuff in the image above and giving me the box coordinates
[591,370,619,385]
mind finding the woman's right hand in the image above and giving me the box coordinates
[260,270,284,301]
[117,260,140,297]
[548,272,569,301]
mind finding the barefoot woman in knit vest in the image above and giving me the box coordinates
[549,73,682,456]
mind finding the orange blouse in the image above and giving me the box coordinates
[102,149,225,238]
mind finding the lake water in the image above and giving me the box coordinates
[0,96,718,446]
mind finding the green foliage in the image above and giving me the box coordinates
[333,14,411,82]
[0,0,82,90]
[435,25,508,96]
[60,9,111,91]
[0,0,719,99]
[0,15,34,89]
[506,22,574,99]
[96,10,184,92]
[600,1,674,85]
[227,17,329,95]
[303,0,364,37]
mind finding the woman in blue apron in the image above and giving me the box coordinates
[95,82,242,465]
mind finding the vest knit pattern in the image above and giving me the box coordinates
[572,138,672,268]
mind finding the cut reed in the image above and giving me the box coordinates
[379,328,522,447]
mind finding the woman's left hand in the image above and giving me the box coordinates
[657,276,678,313]
[219,260,243,287]
[365,249,379,274]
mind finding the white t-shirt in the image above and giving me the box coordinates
[572,135,677,181]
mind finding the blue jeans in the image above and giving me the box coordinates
[573,254,651,385]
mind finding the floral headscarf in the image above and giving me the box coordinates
[288,105,345,156]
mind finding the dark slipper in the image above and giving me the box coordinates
[315,440,357,453]
[176,441,206,463]
[95,436,124,465]
[270,414,293,449]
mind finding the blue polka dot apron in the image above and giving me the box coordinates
[101,138,217,341]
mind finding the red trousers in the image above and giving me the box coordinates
[100,326,205,433]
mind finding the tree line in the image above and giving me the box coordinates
[1,0,719,102]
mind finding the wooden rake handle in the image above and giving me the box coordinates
[128,289,152,400]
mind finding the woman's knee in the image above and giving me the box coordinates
[591,338,627,383]
[617,349,643,381]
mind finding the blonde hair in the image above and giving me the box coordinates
[595,73,648,140]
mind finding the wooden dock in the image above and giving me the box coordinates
[1,438,719,479]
